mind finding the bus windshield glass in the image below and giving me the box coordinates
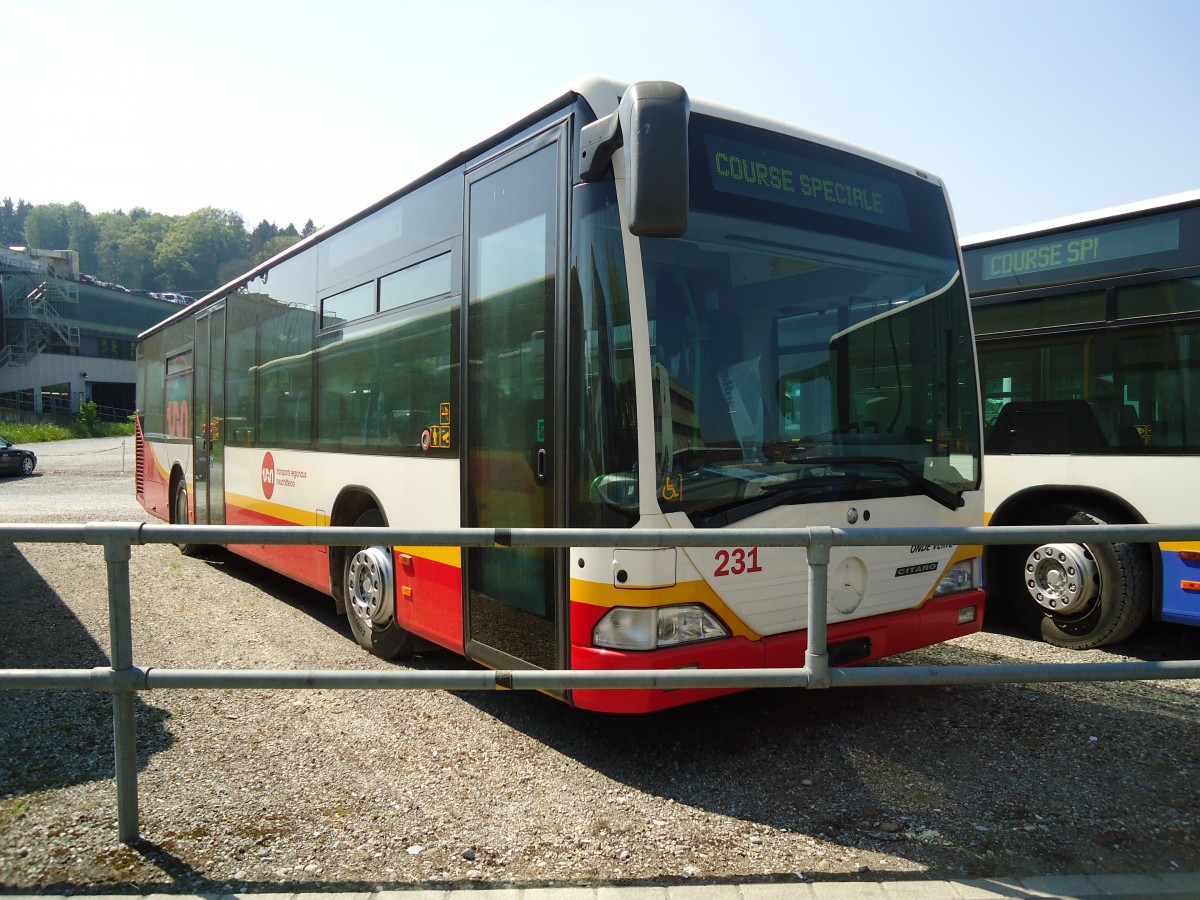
[637,115,980,525]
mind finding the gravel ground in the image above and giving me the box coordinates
[1,437,1198,893]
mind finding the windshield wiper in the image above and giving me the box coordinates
[691,477,847,528]
[793,456,965,510]
[689,456,965,527]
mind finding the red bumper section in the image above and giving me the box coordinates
[567,589,986,713]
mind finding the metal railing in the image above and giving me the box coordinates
[2,520,1199,845]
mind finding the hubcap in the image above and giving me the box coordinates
[1023,542,1098,615]
[347,546,394,625]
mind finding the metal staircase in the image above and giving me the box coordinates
[0,256,81,368]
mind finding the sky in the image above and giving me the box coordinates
[4,0,1199,240]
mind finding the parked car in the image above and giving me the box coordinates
[0,437,37,476]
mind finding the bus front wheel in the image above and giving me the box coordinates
[1004,504,1150,649]
[344,508,414,660]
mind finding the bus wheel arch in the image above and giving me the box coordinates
[169,467,202,557]
[328,488,383,610]
[330,491,415,660]
[998,495,1152,649]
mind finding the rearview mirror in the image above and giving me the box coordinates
[580,81,690,238]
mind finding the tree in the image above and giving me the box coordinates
[66,201,99,273]
[154,208,249,294]
[250,218,278,254]
[253,233,303,266]
[23,203,71,250]
[94,208,174,289]
[127,211,174,290]
[93,209,132,280]
[0,197,32,246]
[21,201,100,271]
[10,199,315,291]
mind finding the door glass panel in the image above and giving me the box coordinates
[208,307,226,524]
[465,143,558,669]
[193,316,210,523]
[192,309,226,523]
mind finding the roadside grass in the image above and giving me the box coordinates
[1,413,135,444]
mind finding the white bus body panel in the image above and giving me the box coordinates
[986,454,1190,526]
[224,446,461,529]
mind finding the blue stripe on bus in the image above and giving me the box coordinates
[1160,547,1200,627]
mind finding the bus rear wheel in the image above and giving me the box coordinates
[1004,504,1149,649]
[173,481,202,557]
[344,508,415,660]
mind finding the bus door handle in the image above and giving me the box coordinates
[536,448,547,483]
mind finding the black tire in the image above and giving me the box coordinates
[1004,504,1150,649]
[344,508,414,660]
[20,456,34,476]
[173,481,203,557]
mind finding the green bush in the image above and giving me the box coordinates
[74,400,101,437]
[95,421,135,437]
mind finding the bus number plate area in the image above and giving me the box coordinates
[714,547,764,577]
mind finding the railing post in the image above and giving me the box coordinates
[103,533,140,843]
[805,526,833,689]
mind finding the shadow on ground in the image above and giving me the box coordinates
[0,542,174,798]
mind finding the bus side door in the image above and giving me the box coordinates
[193,303,226,525]
[462,125,567,674]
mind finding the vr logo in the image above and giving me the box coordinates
[262,451,275,500]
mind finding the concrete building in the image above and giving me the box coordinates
[0,246,181,422]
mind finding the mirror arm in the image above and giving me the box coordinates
[579,110,623,182]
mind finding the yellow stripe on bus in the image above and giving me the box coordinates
[225,491,324,527]
[397,546,462,568]
[223,494,465,567]
[1162,541,1200,553]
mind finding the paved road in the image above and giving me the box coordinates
[15,434,138,476]
[7,870,1200,898]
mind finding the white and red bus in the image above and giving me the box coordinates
[136,78,985,712]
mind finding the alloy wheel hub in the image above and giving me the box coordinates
[1023,542,1098,615]
[347,546,394,625]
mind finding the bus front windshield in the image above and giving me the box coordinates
[634,116,980,526]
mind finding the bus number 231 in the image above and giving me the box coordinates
[714,547,764,577]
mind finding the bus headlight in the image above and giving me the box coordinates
[593,605,729,650]
[934,558,981,596]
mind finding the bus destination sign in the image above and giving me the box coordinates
[705,135,911,231]
[980,219,1180,282]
